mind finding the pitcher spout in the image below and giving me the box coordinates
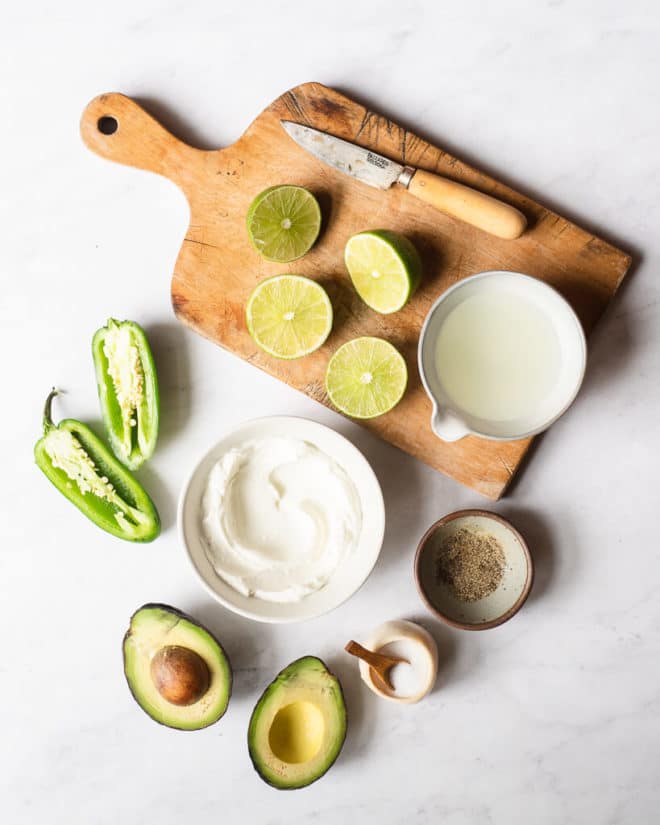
[431,405,470,442]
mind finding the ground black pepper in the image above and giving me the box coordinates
[435,527,505,601]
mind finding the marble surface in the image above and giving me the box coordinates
[2,2,659,823]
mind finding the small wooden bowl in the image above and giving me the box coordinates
[414,510,533,631]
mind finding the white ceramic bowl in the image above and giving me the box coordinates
[358,620,439,704]
[178,416,385,623]
[418,270,587,441]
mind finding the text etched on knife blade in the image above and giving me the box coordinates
[366,152,389,169]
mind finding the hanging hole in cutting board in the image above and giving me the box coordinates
[97,116,118,135]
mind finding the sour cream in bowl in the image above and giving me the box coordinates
[178,417,385,623]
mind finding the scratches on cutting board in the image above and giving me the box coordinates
[498,455,515,480]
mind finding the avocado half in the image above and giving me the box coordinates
[123,604,232,730]
[248,656,347,789]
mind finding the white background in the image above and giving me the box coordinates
[2,2,659,823]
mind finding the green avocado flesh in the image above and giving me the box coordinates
[123,604,231,731]
[248,656,347,789]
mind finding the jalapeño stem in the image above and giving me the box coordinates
[42,387,61,433]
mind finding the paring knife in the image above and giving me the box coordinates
[281,121,527,240]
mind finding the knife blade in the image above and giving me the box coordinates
[280,120,527,240]
[281,120,406,190]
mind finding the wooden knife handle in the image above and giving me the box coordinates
[79,93,201,191]
[406,169,527,239]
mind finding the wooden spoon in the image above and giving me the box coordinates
[345,640,409,693]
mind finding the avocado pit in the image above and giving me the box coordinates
[150,645,210,706]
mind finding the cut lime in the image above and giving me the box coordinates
[246,185,322,262]
[344,229,422,314]
[326,337,408,419]
[246,274,333,359]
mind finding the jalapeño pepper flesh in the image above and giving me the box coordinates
[34,389,160,542]
[92,319,159,470]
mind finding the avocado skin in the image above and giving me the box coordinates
[247,656,347,790]
[122,603,232,731]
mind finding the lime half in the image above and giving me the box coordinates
[344,230,422,314]
[246,274,333,359]
[247,185,322,262]
[326,337,408,419]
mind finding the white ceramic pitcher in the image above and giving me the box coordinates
[418,271,587,442]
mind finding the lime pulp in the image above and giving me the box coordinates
[246,274,333,359]
[246,185,322,263]
[325,336,408,418]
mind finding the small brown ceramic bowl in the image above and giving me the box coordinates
[414,509,534,631]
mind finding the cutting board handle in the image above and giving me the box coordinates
[80,93,200,188]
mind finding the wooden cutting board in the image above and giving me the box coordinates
[80,82,631,499]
